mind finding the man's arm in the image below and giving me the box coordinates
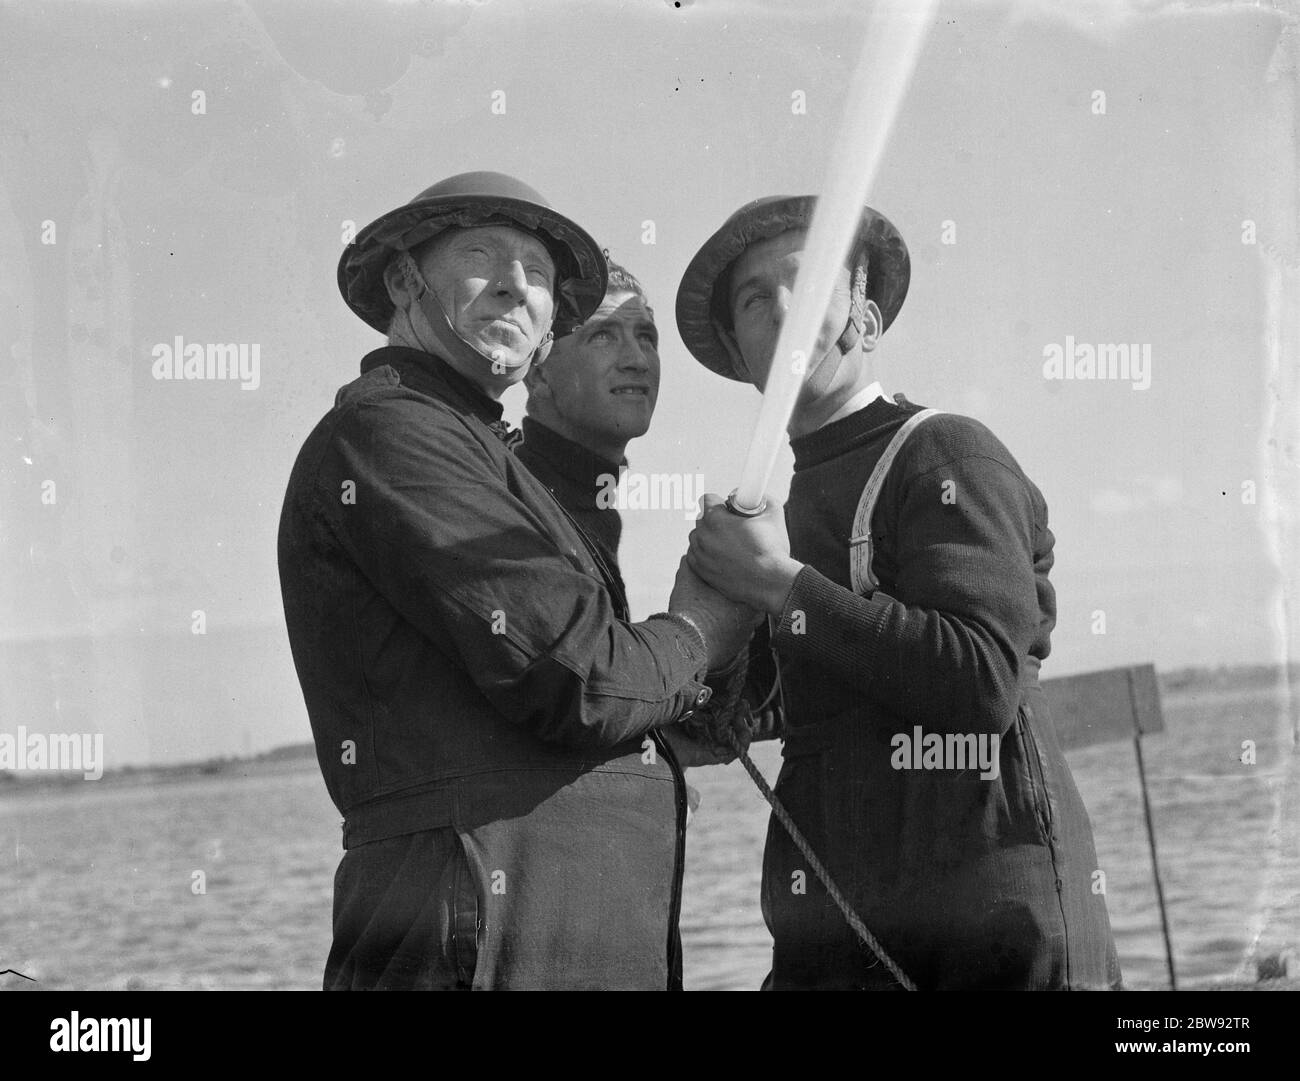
[688,434,1043,738]
[313,389,720,752]
[771,450,1040,736]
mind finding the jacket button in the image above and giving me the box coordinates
[695,687,712,706]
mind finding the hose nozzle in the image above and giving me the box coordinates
[725,489,767,518]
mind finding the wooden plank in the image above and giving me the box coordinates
[1041,663,1164,752]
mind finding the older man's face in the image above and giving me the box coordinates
[727,229,853,391]
[420,224,557,375]
[533,290,660,452]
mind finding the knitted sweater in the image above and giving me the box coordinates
[774,393,1055,735]
[760,393,1120,991]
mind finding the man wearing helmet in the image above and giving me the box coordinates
[278,172,755,990]
[676,196,1122,990]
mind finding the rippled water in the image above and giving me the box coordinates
[1,682,1294,990]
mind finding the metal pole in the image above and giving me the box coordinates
[1128,668,1177,990]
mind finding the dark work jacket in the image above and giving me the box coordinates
[277,347,710,989]
[762,395,1122,990]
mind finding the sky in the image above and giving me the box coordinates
[1,0,1296,766]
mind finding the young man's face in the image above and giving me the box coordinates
[420,224,557,375]
[530,290,660,452]
[727,228,854,391]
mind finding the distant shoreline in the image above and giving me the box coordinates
[2,660,1295,792]
[0,738,319,792]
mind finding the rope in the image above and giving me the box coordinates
[725,730,917,991]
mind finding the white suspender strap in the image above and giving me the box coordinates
[849,408,944,595]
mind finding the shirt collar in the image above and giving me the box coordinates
[361,346,527,447]
[820,381,886,429]
[360,346,506,426]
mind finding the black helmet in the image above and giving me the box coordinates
[675,195,910,382]
[338,171,608,334]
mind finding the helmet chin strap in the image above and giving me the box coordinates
[834,251,870,356]
[397,251,553,372]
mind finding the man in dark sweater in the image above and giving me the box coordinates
[515,256,659,613]
[517,257,747,780]
[675,196,1122,990]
